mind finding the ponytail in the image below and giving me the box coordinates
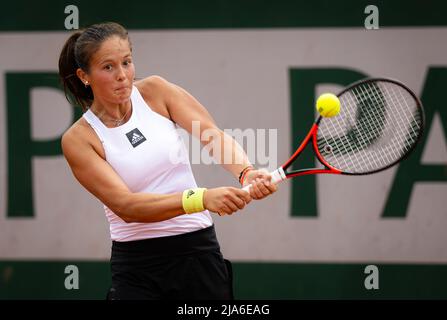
[58,22,130,112]
[58,31,93,111]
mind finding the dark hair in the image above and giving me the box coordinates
[58,22,130,111]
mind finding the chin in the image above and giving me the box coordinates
[116,97,131,105]
[112,89,132,101]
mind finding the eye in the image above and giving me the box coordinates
[123,59,132,66]
[103,64,112,70]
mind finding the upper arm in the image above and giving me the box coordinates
[137,76,220,142]
[61,127,131,216]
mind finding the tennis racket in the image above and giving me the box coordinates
[243,78,425,191]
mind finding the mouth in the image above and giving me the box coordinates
[113,85,130,91]
[113,86,131,98]
[114,85,130,91]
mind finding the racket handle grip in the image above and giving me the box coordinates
[242,167,286,192]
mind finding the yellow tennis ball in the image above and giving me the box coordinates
[316,93,341,117]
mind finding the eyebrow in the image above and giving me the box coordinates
[98,53,132,65]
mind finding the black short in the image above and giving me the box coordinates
[107,225,234,300]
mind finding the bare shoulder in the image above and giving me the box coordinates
[135,75,171,101]
[135,75,169,91]
[135,75,173,120]
[62,119,87,148]
[61,118,105,161]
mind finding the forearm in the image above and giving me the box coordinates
[113,192,186,223]
[203,129,253,182]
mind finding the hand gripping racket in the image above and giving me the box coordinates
[242,78,425,191]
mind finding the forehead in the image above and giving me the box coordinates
[91,36,131,63]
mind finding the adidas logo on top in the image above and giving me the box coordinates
[132,132,142,143]
[125,128,147,148]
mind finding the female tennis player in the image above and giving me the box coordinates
[58,22,277,300]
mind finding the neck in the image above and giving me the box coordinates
[90,97,132,127]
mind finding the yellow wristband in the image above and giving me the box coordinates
[182,188,207,214]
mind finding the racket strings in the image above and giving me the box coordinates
[370,84,417,163]
[384,83,422,146]
[353,85,389,168]
[317,80,423,174]
[362,84,403,165]
[340,81,420,171]
[347,82,416,168]
[379,82,422,154]
[318,83,387,171]
[325,91,373,170]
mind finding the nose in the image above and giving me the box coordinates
[116,65,126,81]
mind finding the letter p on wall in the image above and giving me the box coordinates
[6,72,81,218]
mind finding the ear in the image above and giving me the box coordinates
[76,68,90,86]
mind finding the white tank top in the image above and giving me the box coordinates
[83,85,212,242]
